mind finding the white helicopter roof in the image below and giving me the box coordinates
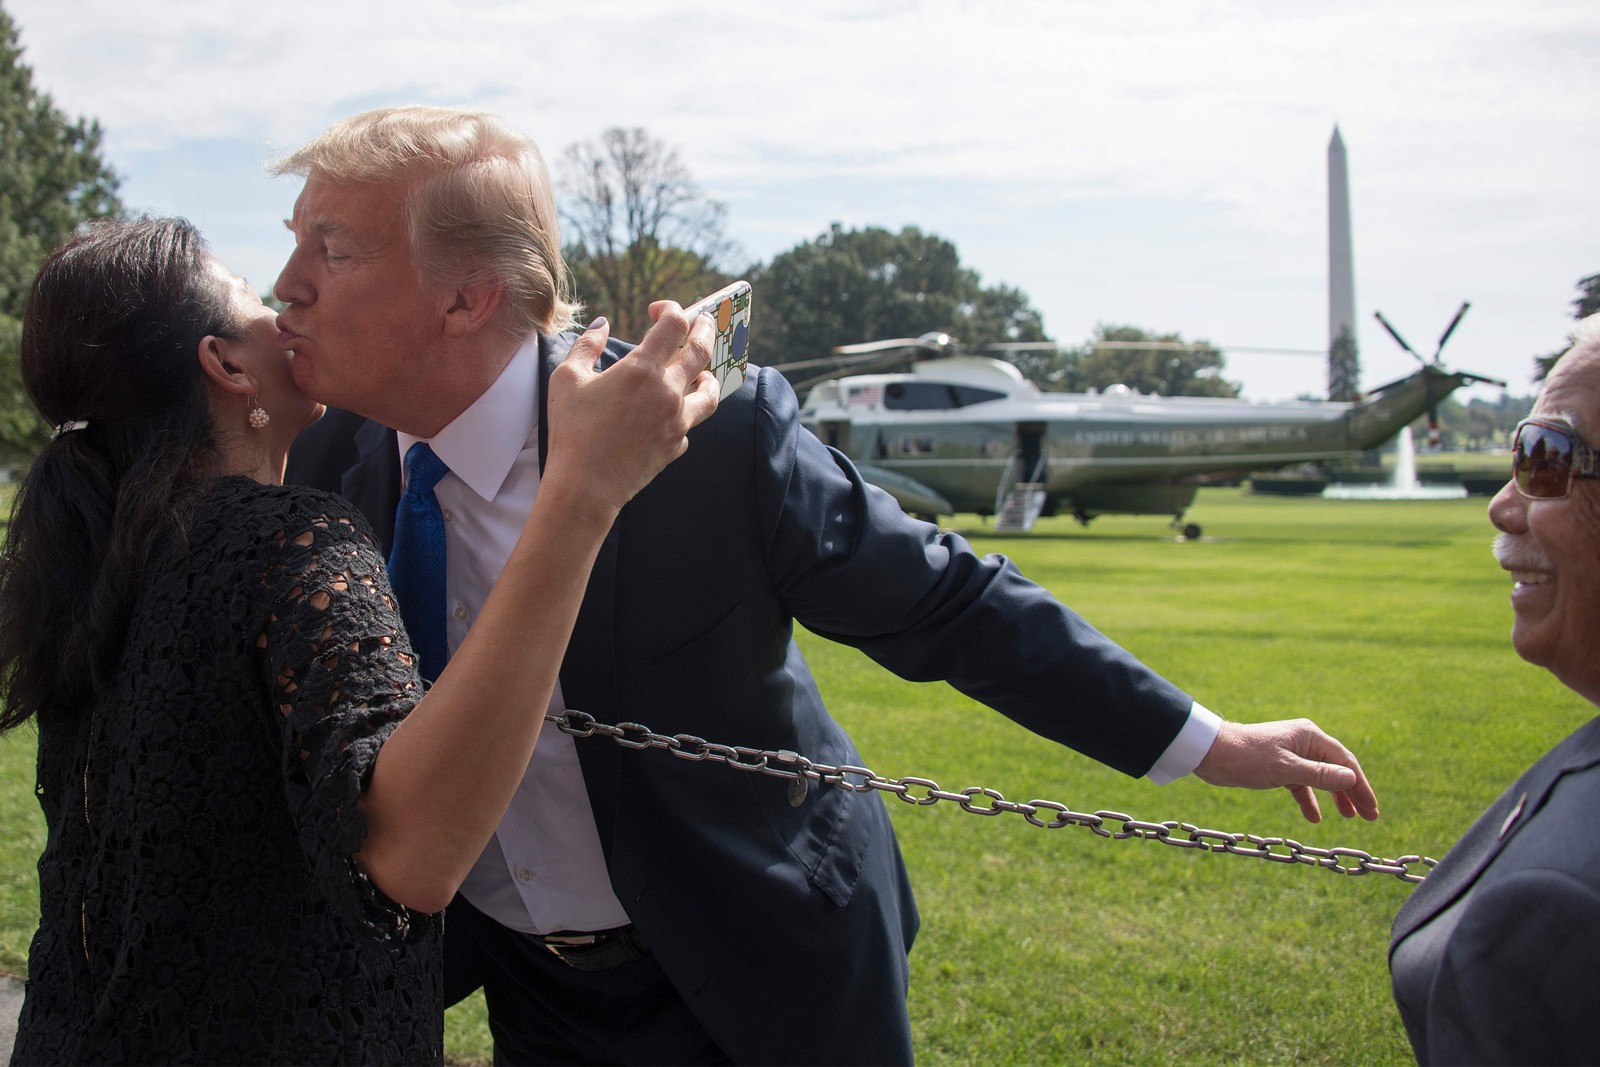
[906,356,1037,392]
[799,356,1036,409]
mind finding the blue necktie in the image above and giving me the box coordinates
[388,442,450,683]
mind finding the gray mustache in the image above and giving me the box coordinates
[1493,533,1550,572]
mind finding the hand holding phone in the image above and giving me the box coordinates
[682,280,752,400]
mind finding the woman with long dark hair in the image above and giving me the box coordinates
[0,216,715,1064]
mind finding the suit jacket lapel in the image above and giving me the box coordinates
[1392,716,1600,948]
[343,418,402,554]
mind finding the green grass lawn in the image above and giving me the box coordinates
[0,484,1584,1064]
[817,486,1588,1066]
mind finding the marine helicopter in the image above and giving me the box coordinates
[784,307,1502,538]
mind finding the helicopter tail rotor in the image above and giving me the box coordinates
[1375,308,1440,443]
[1423,303,1471,447]
[1376,303,1472,449]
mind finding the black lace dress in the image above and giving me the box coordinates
[11,478,442,1066]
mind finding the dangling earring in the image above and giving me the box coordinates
[248,397,270,430]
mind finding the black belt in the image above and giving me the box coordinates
[531,925,649,971]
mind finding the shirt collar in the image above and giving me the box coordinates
[397,333,540,502]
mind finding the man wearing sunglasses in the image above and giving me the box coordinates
[1390,314,1600,1065]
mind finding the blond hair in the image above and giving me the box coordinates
[273,106,580,337]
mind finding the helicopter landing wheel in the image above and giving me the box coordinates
[1180,522,1202,540]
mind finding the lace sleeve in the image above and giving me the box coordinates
[253,503,435,937]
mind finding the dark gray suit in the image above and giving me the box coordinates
[287,335,1195,1064]
[1390,715,1600,1065]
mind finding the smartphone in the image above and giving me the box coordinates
[683,280,752,400]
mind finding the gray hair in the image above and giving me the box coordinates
[1571,312,1600,351]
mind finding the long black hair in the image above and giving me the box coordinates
[0,217,242,730]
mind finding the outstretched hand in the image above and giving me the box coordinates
[543,306,720,517]
[1193,718,1380,824]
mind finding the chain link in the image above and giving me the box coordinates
[548,711,1438,884]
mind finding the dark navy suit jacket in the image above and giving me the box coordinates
[286,334,1194,1065]
[1390,715,1600,1065]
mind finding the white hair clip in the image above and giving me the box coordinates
[50,420,89,440]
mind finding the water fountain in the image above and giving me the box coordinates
[1321,426,1467,500]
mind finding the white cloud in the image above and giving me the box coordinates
[7,0,1597,399]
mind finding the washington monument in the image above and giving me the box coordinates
[1327,126,1360,402]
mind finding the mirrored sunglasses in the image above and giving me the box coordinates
[1512,417,1600,499]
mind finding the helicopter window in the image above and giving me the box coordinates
[883,382,1006,410]
[950,385,1007,407]
[895,434,937,456]
[884,383,947,410]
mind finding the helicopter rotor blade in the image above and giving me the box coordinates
[780,350,921,393]
[831,332,956,357]
[830,337,929,356]
[1432,301,1471,363]
[1374,310,1426,366]
[768,349,921,374]
[980,341,1072,353]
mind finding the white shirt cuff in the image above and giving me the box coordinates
[1145,701,1222,785]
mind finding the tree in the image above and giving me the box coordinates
[1003,339,1086,393]
[1407,390,1535,450]
[1533,273,1600,382]
[557,127,739,342]
[0,1,122,458]
[1328,326,1360,402]
[963,282,1049,347]
[1077,324,1242,398]
[751,223,1050,377]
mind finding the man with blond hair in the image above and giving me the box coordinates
[281,106,1379,1066]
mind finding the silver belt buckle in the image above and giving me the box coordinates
[541,933,599,950]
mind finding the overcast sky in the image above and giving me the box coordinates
[9,0,1597,402]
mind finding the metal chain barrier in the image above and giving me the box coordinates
[549,710,1438,884]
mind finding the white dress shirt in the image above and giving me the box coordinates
[399,335,629,935]
[1150,702,1220,785]
[398,334,1217,934]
